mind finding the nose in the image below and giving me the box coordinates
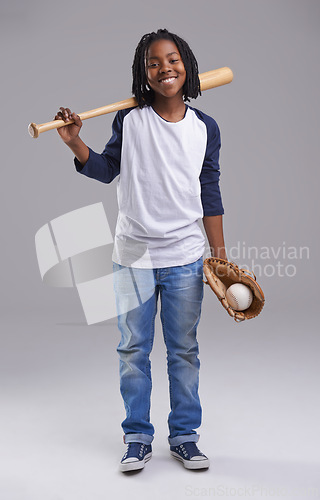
[159,61,172,73]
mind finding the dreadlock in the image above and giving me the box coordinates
[132,28,201,108]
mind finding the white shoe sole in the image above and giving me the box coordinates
[119,452,152,472]
[170,451,210,469]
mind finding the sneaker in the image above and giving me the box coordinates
[170,442,210,470]
[119,442,152,472]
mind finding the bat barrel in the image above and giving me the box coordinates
[200,67,233,91]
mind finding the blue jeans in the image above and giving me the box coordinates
[112,256,204,446]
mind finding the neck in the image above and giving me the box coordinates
[151,95,186,123]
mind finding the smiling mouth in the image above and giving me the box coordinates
[159,76,177,84]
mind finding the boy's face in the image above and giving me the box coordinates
[145,39,186,100]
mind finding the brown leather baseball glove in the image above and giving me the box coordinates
[203,257,265,322]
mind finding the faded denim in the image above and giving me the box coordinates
[112,256,204,446]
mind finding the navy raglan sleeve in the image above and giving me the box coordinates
[74,109,128,184]
[198,113,224,216]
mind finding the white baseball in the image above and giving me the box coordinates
[226,283,253,311]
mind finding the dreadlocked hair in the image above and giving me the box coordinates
[132,28,201,108]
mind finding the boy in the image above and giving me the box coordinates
[55,29,227,472]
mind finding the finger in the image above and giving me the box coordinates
[71,112,82,126]
[54,111,65,121]
[59,107,70,121]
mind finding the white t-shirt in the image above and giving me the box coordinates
[75,104,224,268]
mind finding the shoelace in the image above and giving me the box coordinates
[139,444,146,457]
[123,443,146,459]
[177,443,204,458]
[179,444,188,457]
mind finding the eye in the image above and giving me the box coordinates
[148,62,158,68]
[170,59,179,63]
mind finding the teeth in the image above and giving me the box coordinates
[161,77,176,83]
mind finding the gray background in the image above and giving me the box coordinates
[1,0,319,499]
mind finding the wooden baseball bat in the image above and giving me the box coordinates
[28,66,233,139]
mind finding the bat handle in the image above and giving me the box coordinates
[28,119,74,138]
[28,97,138,138]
